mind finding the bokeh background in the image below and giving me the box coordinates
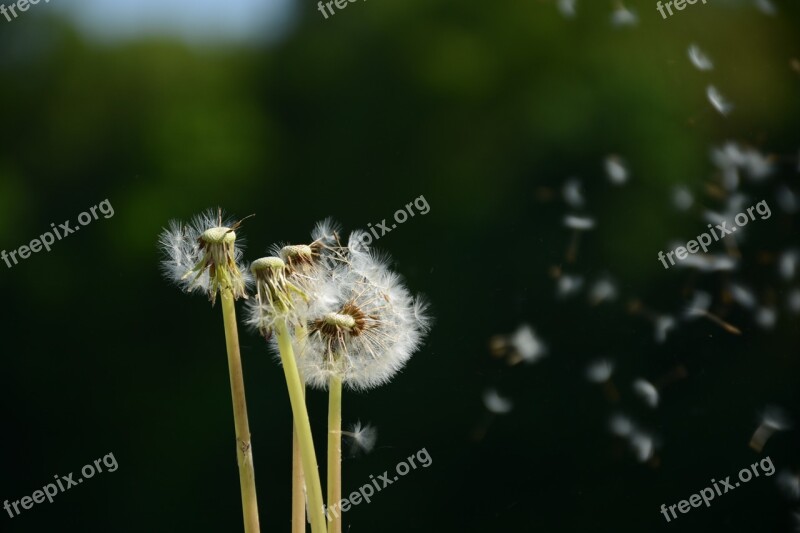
[1,0,799,531]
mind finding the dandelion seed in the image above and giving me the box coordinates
[777,471,800,500]
[749,406,792,452]
[586,359,614,383]
[490,324,546,365]
[707,85,733,116]
[342,421,378,456]
[564,214,595,262]
[630,430,655,462]
[654,315,676,344]
[562,178,585,208]
[688,44,713,71]
[684,291,712,319]
[712,142,773,181]
[605,155,628,185]
[482,388,513,415]
[563,215,595,230]
[730,283,757,309]
[780,250,799,281]
[755,307,777,330]
[632,379,659,408]
[787,289,800,314]
[610,3,638,27]
[557,0,577,18]
[557,274,584,299]
[678,254,737,272]
[777,185,798,214]
[672,185,694,211]
[754,0,777,16]
[589,277,617,305]
[609,413,634,437]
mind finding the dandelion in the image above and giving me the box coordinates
[290,228,430,533]
[159,208,251,305]
[158,209,260,533]
[249,256,328,533]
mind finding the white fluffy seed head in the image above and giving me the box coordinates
[296,231,431,391]
[158,209,250,305]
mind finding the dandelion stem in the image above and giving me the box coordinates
[220,288,261,533]
[291,423,306,533]
[292,325,309,533]
[276,320,328,533]
[327,374,343,533]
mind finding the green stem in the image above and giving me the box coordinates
[291,424,306,533]
[220,289,261,533]
[327,375,343,533]
[276,321,328,533]
[292,326,308,533]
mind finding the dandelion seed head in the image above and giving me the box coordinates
[158,208,250,304]
[298,238,431,391]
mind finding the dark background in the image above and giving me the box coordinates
[1,0,799,531]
